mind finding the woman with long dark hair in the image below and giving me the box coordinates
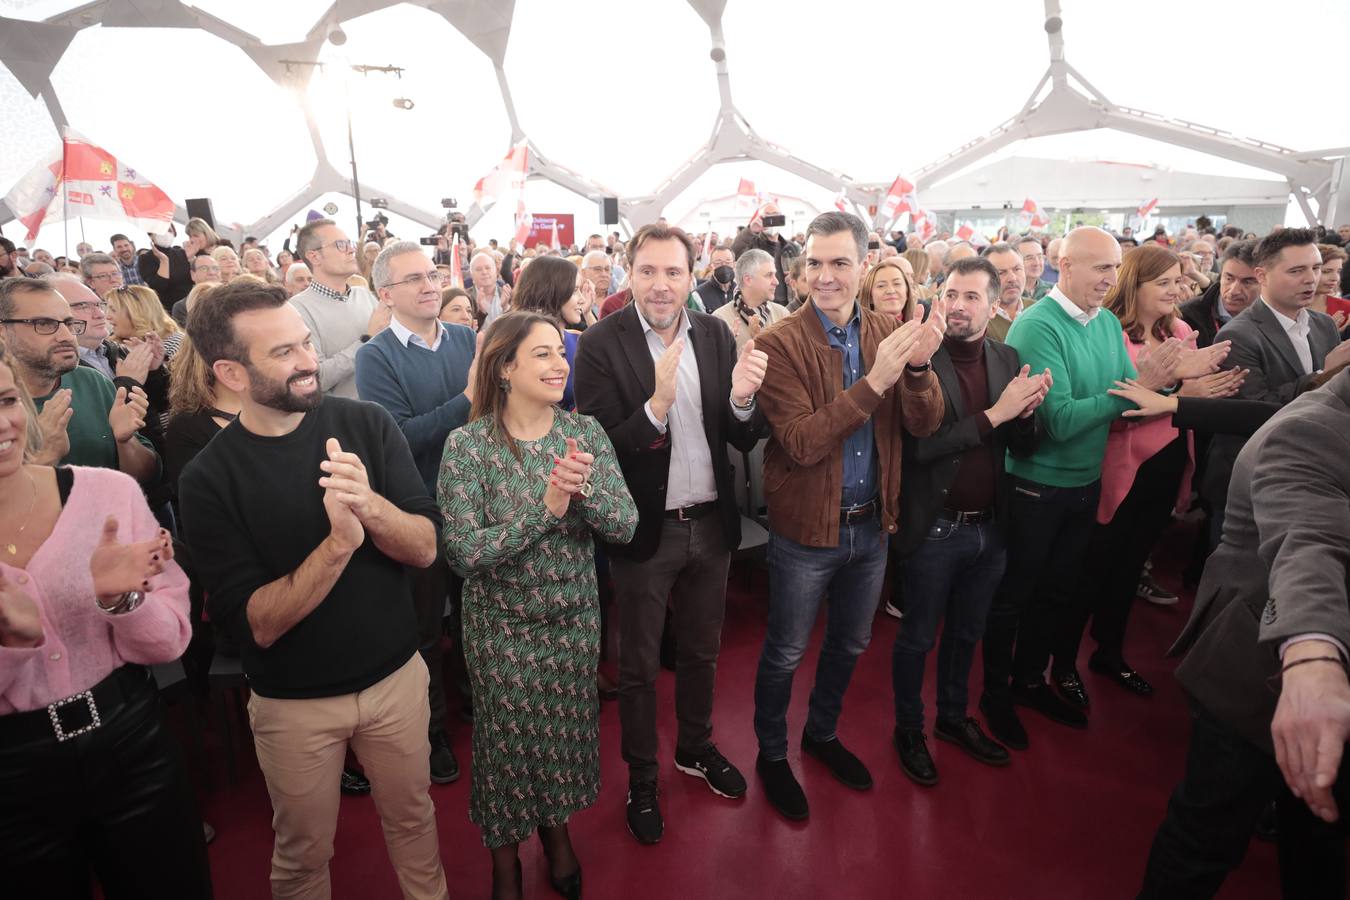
[438,311,636,900]
[509,256,589,410]
[1056,245,1242,702]
[0,338,211,899]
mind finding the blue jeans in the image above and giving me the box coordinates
[753,516,889,761]
[892,518,1007,731]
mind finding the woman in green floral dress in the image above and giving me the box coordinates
[438,312,636,900]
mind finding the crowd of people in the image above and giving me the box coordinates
[1,203,1349,900]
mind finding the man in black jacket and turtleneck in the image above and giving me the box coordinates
[694,245,736,312]
[891,256,1049,786]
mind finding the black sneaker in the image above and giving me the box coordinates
[1137,572,1179,606]
[935,717,1010,767]
[800,730,872,790]
[626,778,663,845]
[429,731,460,784]
[340,767,371,796]
[1012,682,1088,729]
[894,728,938,786]
[755,754,809,821]
[675,743,747,799]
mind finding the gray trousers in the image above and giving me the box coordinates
[609,515,731,781]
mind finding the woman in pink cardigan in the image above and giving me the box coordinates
[1060,245,1244,698]
[0,341,211,899]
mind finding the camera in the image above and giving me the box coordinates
[761,213,786,228]
[440,198,459,210]
[867,240,881,250]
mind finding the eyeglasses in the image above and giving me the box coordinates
[88,272,121,282]
[383,271,446,289]
[68,300,109,313]
[321,239,355,253]
[2,316,87,335]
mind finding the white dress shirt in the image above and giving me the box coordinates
[1048,285,1099,326]
[637,306,754,510]
[389,314,445,351]
[1264,299,1314,375]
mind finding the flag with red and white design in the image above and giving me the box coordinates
[912,208,936,242]
[880,175,917,223]
[473,141,530,212]
[1136,197,1158,220]
[834,189,848,212]
[448,239,464,288]
[736,178,758,216]
[1021,197,1050,229]
[513,197,532,246]
[4,129,176,241]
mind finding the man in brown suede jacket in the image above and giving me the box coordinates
[750,211,945,821]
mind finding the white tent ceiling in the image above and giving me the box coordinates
[2,0,1348,251]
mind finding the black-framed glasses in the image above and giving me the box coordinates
[384,271,445,289]
[321,239,355,253]
[1,316,87,335]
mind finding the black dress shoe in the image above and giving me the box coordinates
[1052,669,1091,708]
[1088,655,1154,697]
[894,728,938,786]
[756,754,809,821]
[935,717,1010,767]
[801,730,872,790]
[1011,682,1088,729]
[429,731,460,784]
[340,767,371,796]
[979,696,1028,751]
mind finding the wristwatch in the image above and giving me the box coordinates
[731,393,755,410]
[905,362,932,374]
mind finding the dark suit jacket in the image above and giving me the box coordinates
[573,303,767,562]
[1202,299,1341,510]
[1172,369,1350,754]
[896,339,1039,556]
[1178,283,1224,348]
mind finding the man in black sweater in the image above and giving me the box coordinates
[178,281,448,900]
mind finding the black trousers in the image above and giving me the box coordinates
[982,476,1101,698]
[0,668,212,899]
[1140,702,1348,899]
[410,555,456,738]
[1060,437,1188,670]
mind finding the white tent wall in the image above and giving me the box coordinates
[1,0,1348,242]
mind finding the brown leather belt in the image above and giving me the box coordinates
[840,500,878,524]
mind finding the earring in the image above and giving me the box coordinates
[499,377,511,394]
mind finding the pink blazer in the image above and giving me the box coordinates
[0,466,191,714]
[1097,320,1196,524]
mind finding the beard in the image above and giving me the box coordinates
[246,365,322,413]
[945,316,980,340]
[10,338,79,382]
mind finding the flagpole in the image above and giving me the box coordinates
[62,136,69,259]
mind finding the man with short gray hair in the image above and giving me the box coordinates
[467,251,510,328]
[284,262,312,297]
[355,241,477,787]
[81,252,124,297]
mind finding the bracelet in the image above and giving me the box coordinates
[1278,656,1346,677]
[731,394,755,410]
[96,590,145,616]
[905,362,932,374]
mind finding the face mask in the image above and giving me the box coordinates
[764,225,782,237]
[713,265,735,286]
[151,231,173,248]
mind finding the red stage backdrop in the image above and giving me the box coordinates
[525,213,575,249]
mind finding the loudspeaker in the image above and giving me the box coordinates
[185,197,216,229]
[599,197,619,225]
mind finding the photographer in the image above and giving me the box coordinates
[731,202,798,305]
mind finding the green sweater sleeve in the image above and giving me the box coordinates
[1008,313,1135,444]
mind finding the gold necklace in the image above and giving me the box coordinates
[5,470,37,556]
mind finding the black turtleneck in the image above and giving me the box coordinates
[943,333,996,513]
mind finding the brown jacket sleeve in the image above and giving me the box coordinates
[899,369,944,438]
[755,328,884,467]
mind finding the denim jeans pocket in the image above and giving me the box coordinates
[926,520,957,542]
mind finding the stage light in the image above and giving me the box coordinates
[328,25,347,45]
[393,98,415,110]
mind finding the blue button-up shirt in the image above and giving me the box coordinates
[814,302,877,507]
[119,258,145,286]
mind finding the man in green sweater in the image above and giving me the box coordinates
[977,227,1226,749]
[0,277,157,481]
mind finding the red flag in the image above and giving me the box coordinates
[473,141,529,212]
[1021,198,1050,229]
[1136,197,1158,219]
[449,239,463,288]
[881,176,917,221]
[736,178,758,216]
[834,189,848,212]
[955,222,976,242]
[4,130,175,241]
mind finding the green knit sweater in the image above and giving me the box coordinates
[1004,293,1137,487]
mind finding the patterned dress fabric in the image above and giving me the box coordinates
[438,409,637,848]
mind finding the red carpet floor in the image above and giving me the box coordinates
[189,521,1279,899]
